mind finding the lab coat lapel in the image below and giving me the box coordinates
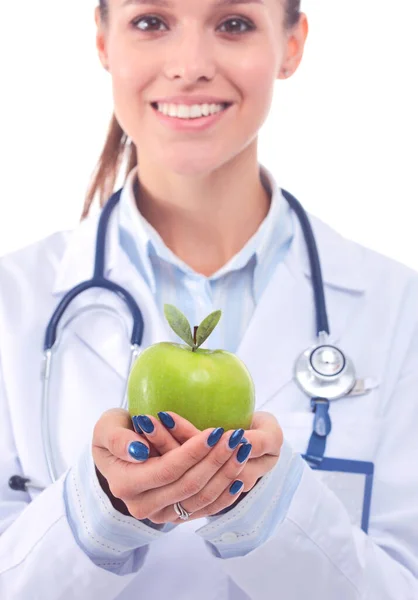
[237,259,313,410]
[51,205,168,381]
[237,211,367,410]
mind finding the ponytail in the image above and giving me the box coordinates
[81,114,137,219]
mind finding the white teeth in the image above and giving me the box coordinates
[156,103,227,119]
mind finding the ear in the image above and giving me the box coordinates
[278,13,309,80]
[95,6,109,71]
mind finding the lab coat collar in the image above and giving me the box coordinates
[290,209,368,294]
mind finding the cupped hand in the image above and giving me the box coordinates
[92,409,258,524]
[134,410,283,523]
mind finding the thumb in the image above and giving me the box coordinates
[93,408,151,463]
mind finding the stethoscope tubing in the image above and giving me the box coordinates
[10,186,349,492]
[44,190,144,351]
[281,189,329,336]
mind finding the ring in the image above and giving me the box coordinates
[173,501,192,521]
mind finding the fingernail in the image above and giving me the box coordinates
[132,416,143,435]
[128,441,149,461]
[207,427,224,447]
[228,429,245,449]
[229,480,244,495]
[240,437,249,444]
[158,411,175,429]
[137,415,154,434]
[237,443,252,463]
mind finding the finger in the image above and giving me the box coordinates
[170,441,253,519]
[132,417,160,458]
[238,454,279,490]
[176,455,278,522]
[185,481,246,521]
[243,412,283,458]
[136,429,248,517]
[157,412,201,444]
[174,440,253,517]
[250,411,280,431]
[93,408,150,465]
[133,414,181,455]
[127,425,226,500]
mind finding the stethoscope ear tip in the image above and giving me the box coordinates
[9,475,46,492]
[8,475,29,492]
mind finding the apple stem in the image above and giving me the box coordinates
[192,326,198,352]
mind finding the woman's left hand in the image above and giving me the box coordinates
[134,411,283,523]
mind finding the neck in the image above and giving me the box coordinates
[134,145,271,276]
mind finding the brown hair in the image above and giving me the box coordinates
[82,0,301,218]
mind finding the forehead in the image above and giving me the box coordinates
[119,0,265,6]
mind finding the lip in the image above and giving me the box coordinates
[151,102,232,132]
[152,96,233,106]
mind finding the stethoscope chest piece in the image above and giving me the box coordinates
[295,344,356,400]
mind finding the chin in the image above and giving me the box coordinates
[156,154,225,178]
[156,143,248,178]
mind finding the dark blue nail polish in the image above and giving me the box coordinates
[228,429,245,449]
[128,441,149,461]
[158,411,175,429]
[207,427,224,447]
[229,480,244,495]
[132,416,143,435]
[137,415,154,434]
[240,437,249,445]
[237,443,252,463]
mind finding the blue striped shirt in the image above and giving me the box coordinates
[118,165,294,353]
[64,164,305,571]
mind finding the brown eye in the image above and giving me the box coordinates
[132,16,167,32]
[218,18,255,34]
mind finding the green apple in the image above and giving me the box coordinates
[127,304,255,431]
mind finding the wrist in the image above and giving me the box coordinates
[95,466,132,517]
[94,466,166,530]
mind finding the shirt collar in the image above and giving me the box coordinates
[52,180,367,298]
[118,164,294,297]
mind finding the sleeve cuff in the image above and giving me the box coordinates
[196,439,304,559]
[64,445,174,569]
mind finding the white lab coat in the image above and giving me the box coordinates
[0,202,417,600]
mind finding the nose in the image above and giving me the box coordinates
[163,28,216,84]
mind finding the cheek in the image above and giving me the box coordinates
[236,53,278,125]
[110,47,150,94]
[109,50,154,133]
[106,32,153,104]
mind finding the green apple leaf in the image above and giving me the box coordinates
[195,310,222,348]
[163,304,195,348]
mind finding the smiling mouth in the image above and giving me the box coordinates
[150,102,233,120]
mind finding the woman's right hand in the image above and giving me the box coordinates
[92,408,251,522]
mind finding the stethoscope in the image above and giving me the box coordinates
[9,188,358,494]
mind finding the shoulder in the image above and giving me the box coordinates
[0,210,101,311]
[308,212,418,296]
[0,231,71,294]
[0,210,100,287]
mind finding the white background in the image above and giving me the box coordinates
[0,0,417,267]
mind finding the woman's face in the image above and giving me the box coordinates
[96,0,306,176]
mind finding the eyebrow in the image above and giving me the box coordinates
[122,0,263,7]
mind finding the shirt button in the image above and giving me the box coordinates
[221,532,239,543]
